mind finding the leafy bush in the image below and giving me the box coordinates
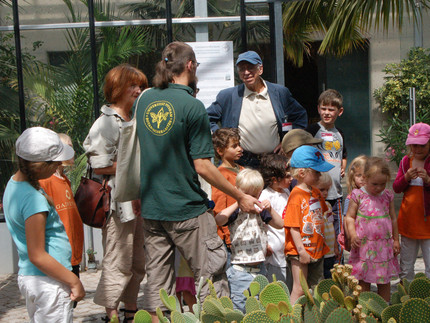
[374,47,430,165]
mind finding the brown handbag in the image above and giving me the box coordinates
[74,170,111,228]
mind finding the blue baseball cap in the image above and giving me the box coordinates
[290,146,334,172]
[236,51,263,66]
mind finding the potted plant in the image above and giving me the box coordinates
[86,248,97,271]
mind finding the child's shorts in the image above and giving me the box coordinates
[18,275,73,323]
[287,255,324,288]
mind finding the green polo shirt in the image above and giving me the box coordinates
[135,84,214,221]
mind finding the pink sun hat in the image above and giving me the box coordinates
[406,123,430,145]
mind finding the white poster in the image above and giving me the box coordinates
[187,41,234,108]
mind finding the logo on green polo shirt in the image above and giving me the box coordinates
[144,100,175,136]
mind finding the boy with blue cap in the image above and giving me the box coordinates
[283,145,334,303]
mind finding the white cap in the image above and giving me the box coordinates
[16,127,75,162]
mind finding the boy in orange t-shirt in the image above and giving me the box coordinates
[284,146,334,304]
[211,128,244,255]
[39,134,84,278]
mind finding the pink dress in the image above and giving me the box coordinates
[348,188,400,284]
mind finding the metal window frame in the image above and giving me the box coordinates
[5,0,281,131]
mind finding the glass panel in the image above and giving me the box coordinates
[326,47,371,160]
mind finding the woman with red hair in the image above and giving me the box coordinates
[83,64,148,322]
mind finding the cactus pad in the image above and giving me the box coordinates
[304,304,321,323]
[279,313,302,323]
[399,298,430,323]
[397,283,407,297]
[170,311,187,323]
[219,296,234,310]
[358,291,388,311]
[409,277,430,299]
[344,296,356,311]
[381,304,402,323]
[224,309,244,322]
[156,307,169,323]
[249,281,261,297]
[266,303,281,321]
[202,297,226,317]
[260,282,292,309]
[243,310,275,322]
[414,272,427,280]
[325,307,354,323]
[292,303,303,319]
[245,296,264,313]
[252,274,270,291]
[321,299,340,322]
[299,270,314,306]
[402,278,411,294]
[295,295,307,306]
[275,280,291,299]
[278,301,292,314]
[133,310,152,323]
[390,291,401,305]
[366,298,385,319]
[201,313,226,323]
[329,285,345,306]
[315,279,337,302]
[160,289,178,312]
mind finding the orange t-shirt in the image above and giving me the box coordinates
[39,174,84,266]
[211,165,243,247]
[284,186,329,260]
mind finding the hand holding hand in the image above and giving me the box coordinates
[238,194,262,214]
[393,240,400,257]
[351,235,361,249]
[260,200,271,212]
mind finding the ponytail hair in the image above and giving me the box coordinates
[153,42,196,89]
[18,157,56,205]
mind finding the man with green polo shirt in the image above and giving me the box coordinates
[135,42,260,318]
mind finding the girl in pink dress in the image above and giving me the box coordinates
[345,157,400,302]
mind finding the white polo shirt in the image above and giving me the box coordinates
[238,80,279,154]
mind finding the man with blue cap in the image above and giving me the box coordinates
[207,50,307,168]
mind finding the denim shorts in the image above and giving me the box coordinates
[226,263,267,313]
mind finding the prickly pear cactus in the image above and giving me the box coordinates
[320,299,341,322]
[219,296,234,310]
[253,274,270,291]
[260,282,292,309]
[303,304,321,323]
[381,304,402,323]
[133,310,152,323]
[329,285,345,307]
[366,298,385,320]
[409,277,430,299]
[245,296,264,313]
[358,291,388,315]
[243,310,275,322]
[265,303,281,321]
[315,279,337,302]
[399,298,430,323]
[325,307,354,323]
[160,288,179,312]
[299,271,315,306]
[279,313,302,323]
[391,291,401,305]
[202,297,226,318]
